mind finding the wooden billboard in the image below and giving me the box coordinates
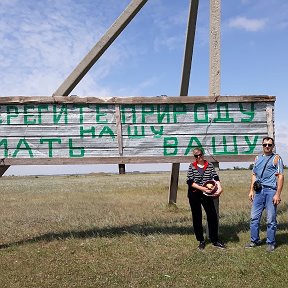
[0,95,275,166]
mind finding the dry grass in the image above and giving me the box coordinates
[0,170,288,288]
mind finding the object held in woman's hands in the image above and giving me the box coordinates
[203,180,218,196]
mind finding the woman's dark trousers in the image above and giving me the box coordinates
[188,191,219,243]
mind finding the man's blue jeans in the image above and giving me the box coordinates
[250,187,277,245]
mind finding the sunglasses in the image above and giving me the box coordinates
[194,153,203,158]
[262,143,273,147]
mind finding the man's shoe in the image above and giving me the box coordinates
[245,241,261,248]
[266,244,275,252]
[198,241,205,250]
[213,241,226,249]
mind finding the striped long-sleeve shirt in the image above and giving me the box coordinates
[186,160,220,193]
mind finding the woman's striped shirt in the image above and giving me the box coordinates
[186,160,220,192]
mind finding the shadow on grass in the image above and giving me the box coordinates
[1,206,288,249]
[220,221,249,243]
[275,231,288,247]
[220,204,288,243]
[0,223,192,249]
[1,219,249,249]
[222,204,288,246]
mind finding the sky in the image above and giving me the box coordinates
[0,0,287,176]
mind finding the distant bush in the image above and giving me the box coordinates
[248,163,254,170]
[233,166,247,170]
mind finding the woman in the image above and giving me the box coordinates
[186,147,225,250]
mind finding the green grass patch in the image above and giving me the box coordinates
[0,170,288,287]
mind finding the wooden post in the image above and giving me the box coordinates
[266,106,274,139]
[208,0,221,234]
[169,0,199,204]
[0,166,9,177]
[118,164,126,174]
[209,0,221,98]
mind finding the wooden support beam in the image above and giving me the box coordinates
[209,0,221,96]
[0,166,9,177]
[118,164,126,174]
[266,106,274,139]
[169,0,199,204]
[209,0,221,234]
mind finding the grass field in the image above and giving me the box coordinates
[0,169,288,288]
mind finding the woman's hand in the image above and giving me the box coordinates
[202,186,213,194]
[192,183,211,193]
[212,181,223,197]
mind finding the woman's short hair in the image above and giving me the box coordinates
[192,147,204,155]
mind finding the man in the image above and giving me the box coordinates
[245,137,284,252]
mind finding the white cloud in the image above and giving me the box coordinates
[228,16,266,32]
[0,0,193,98]
[0,0,132,96]
[154,36,180,52]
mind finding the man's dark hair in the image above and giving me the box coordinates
[262,136,274,145]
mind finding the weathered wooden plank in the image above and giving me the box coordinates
[0,114,116,125]
[121,123,268,136]
[0,122,269,138]
[119,101,271,112]
[0,148,120,159]
[1,102,270,126]
[0,95,276,105]
[0,103,115,112]
[0,109,267,125]
[0,104,116,125]
[0,154,256,166]
[121,112,268,124]
[0,125,117,137]
[0,104,271,126]
[122,134,265,146]
[0,135,265,153]
[0,137,119,148]
[1,123,267,142]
